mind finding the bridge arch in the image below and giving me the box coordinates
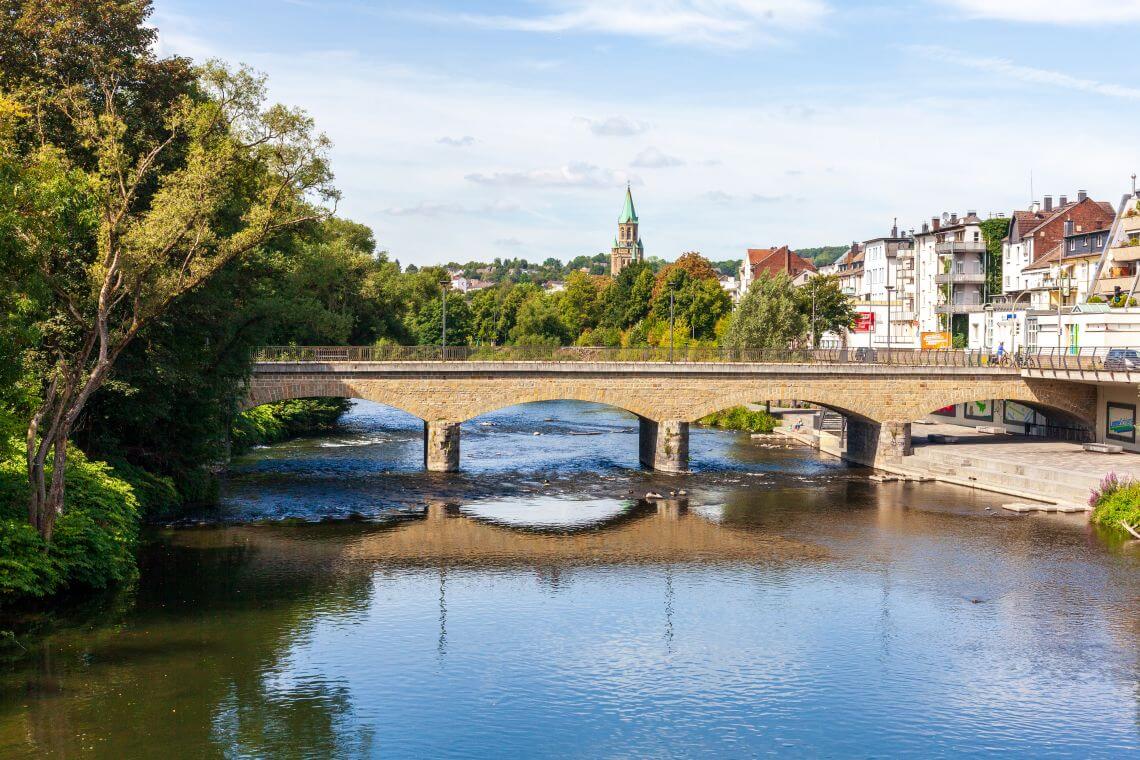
[901,379,1096,428]
[457,389,652,422]
[242,380,427,421]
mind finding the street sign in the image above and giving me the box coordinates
[854,312,875,333]
[921,331,952,349]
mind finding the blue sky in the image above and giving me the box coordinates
[153,1,1140,266]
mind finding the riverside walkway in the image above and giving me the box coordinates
[247,346,1118,473]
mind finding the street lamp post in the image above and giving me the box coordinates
[669,286,676,363]
[810,278,817,350]
[884,284,895,364]
[440,279,449,359]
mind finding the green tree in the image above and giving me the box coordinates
[409,291,471,346]
[799,274,855,347]
[5,59,335,540]
[559,271,604,337]
[723,272,807,349]
[600,261,653,329]
[510,293,569,345]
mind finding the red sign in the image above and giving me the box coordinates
[853,312,875,333]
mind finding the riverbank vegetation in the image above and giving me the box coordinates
[231,399,352,455]
[1089,473,1140,537]
[698,407,779,434]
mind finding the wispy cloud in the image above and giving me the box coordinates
[575,116,650,136]
[940,0,1140,24]
[466,161,634,188]
[631,147,685,168]
[704,190,795,204]
[438,135,476,147]
[703,190,735,204]
[385,200,519,216]
[910,45,1140,100]
[439,0,831,48]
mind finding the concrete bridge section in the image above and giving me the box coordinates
[246,359,1097,472]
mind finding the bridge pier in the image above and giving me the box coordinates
[424,421,461,472]
[638,417,689,473]
[845,418,912,467]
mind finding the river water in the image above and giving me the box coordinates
[1,400,1137,757]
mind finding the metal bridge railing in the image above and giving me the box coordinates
[248,344,1136,368]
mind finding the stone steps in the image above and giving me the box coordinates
[910,448,1102,489]
[900,451,1093,503]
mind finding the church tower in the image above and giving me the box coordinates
[610,184,644,275]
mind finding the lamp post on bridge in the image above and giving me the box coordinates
[669,285,676,363]
[884,284,895,364]
[440,278,449,359]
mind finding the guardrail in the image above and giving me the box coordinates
[250,345,1101,368]
[1019,346,1140,372]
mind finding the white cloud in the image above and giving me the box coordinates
[466,161,634,188]
[940,0,1140,23]
[576,116,650,136]
[438,135,476,147]
[631,147,685,168]
[443,0,831,48]
[911,45,1140,100]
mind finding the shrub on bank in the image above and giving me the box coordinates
[1089,473,1140,533]
[231,398,351,454]
[0,444,140,604]
[698,406,778,434]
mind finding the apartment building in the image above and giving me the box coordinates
[1002,192,1115,294]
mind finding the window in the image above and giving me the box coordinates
[1097,235,1105,248]
[1026,318,1039,350]
[1069,239,1076,252]
[973,232,980,242]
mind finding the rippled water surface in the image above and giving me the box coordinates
[1,400,1137,758]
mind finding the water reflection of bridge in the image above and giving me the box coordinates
[344,500,825,565]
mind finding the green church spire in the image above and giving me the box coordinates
[618,183,638,224]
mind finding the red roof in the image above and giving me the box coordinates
[746,246,817,279]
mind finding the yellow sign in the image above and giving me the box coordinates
[921,331,952,350]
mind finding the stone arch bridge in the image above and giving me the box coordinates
[246,357,1096,472]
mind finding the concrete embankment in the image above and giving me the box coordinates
[774,421,1124,508]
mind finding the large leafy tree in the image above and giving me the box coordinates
[722,272,808,350]
[511,293,570,345]
[559,271,605,337]
[649,252,731,341]
[798,274,855,347]
[3,17,336,538]
[600,261,654,329]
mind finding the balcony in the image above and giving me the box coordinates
[935,240,987,254]
[934,271,986,285]
[1120,213,1140,233]
[1110,244,1140,262]
[1095,275,1137,295]
[934,303,985,314]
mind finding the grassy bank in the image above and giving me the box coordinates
[1089,473,1140,535]
[698,406,778,434]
